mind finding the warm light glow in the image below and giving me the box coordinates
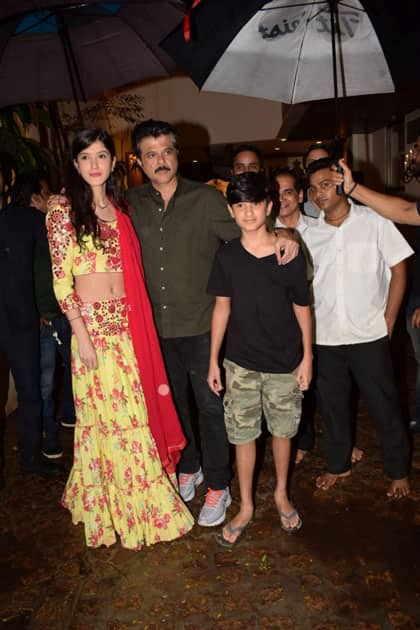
[192,159,198,163]
[280,138,287,142]
[274,147,280,151]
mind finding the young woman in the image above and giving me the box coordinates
[46,128,194,549]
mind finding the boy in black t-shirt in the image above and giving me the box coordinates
[207,173,312,547]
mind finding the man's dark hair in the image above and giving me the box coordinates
[10,171,43,207]
[227,172,271,205]
[306,157,335,180]
[132,119,179,157]
[302,143,330,170]
[272,167,303,192]
[232,143,263,167]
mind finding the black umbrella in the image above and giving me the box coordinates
[162,0,420,138]
[0,1,185,125]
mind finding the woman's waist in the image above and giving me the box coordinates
[74,271,125,302]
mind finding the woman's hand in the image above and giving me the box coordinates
[77,336,98,370]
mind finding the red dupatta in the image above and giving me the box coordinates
[116,210,186,473]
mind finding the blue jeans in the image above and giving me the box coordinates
[407,316,420,423]
[40,316,75,450]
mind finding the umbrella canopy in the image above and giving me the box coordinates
[0,1,185,108]
[162,0,420,105]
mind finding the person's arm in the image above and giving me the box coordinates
[292,304,313,391]
[273,228,300,265]
[333,160,420,225]
[207,296,231,395]
[385,260,407,337]
[46,196,98,370]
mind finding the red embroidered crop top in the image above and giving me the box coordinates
[46,195,123,312]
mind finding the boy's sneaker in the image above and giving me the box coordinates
[197,487,232,527]
[178,468,204,502]
[60,418,76,428]
[41,447,63,459]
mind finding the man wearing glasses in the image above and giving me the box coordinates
[303,158,412,500]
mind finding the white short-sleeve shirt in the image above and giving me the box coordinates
[302,202,413,346]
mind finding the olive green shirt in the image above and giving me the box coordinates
[127,176,240,338]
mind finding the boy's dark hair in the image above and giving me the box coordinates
[227,172,271,206]
[10,171,44,207]
[132,119,179,157]
[232,144,263,167]
[272,167,303,193]
[306,157,335,180]
[303,143,330,169]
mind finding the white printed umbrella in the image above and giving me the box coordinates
[163,0,420,136]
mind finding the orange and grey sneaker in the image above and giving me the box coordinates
[178,468,204,502]
[198,487,232,527]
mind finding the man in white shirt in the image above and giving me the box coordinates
[305,158,413,499]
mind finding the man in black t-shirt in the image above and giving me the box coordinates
[207,173,312,547]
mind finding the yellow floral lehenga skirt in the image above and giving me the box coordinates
[62,297,194,550]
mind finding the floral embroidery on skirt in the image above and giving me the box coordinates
[62,297,194,550]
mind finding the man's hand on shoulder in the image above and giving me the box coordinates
[274,228,299,265]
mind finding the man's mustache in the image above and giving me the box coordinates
[154,166,171,174]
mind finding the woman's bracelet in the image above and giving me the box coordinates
[68,315,82,322]
[346,182,358,197]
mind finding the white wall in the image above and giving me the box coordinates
[136,76,283,146]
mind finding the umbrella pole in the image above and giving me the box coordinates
[328,0,340,139]
[57,14,86,129]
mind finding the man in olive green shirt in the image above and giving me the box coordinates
[127,119,297,527]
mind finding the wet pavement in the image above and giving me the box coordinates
[1,369,419,628]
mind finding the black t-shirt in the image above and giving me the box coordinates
[207,238,309,373]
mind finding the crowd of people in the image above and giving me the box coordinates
[0,120,418,550]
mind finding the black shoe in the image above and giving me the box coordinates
[60,418,76,428]
[42,447,63,459]
[22,457,65,479]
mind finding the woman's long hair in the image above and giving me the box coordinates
[66,128,129,248]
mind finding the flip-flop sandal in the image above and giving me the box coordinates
[279,509,302,534]
[215,520,252,548]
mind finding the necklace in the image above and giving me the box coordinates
[325,209,350,225]
[96,199,108,209]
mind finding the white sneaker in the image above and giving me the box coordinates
[197,487,232,527]
[178,468,204,502]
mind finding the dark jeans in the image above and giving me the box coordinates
[316,337,410,479]
[294,384,316,452]
[40,315,75,450]
[406,316,420,423]
[0,325,42,469]
[160,332,230,490]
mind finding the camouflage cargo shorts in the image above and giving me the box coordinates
[223,359,303,445]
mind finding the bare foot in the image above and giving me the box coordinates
[315,470,351,491]
[275,491,301,530]
[386,478,410,499]
[351,446,364,464]
[295,449,309,464]
[219,507,253,544]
